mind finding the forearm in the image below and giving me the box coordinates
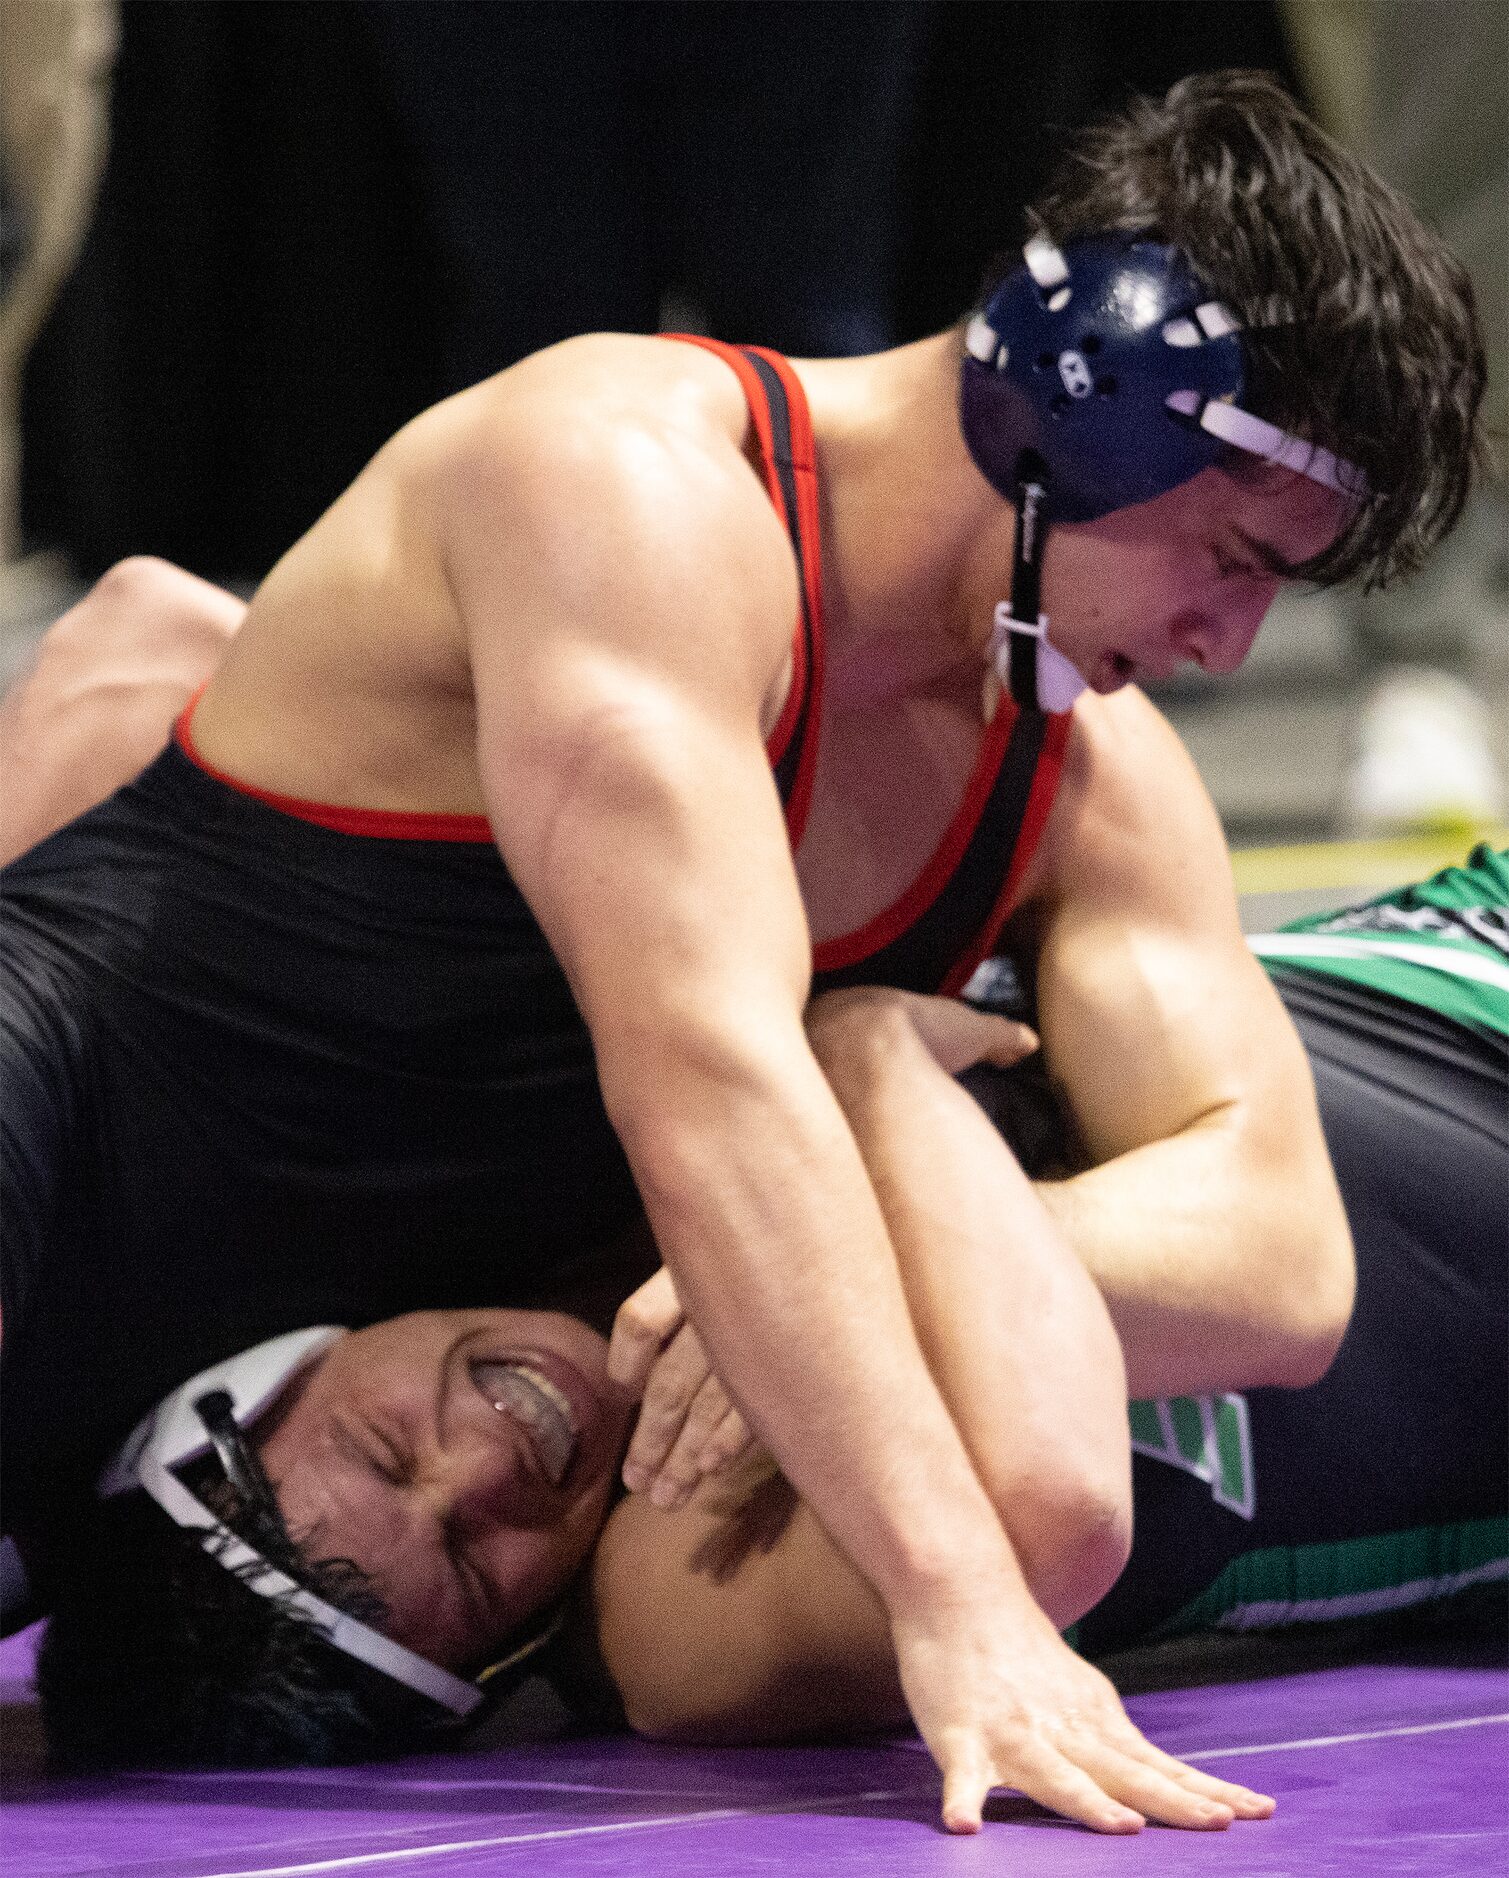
[1036,1116,1354,1397]
[604,1015,1031,1622]
[809,995,1131,1627]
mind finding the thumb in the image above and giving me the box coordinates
[606,1267,684,1392]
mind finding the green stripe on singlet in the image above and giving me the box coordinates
[1130,1393,1255,1520]
[1149,1515,1509,1639]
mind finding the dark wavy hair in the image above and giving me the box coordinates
[36,1478,441,1770]
[995,70,1488,591]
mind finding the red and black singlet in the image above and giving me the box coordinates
[1,342,1069,1591]
[171,336,1071,999]
[672,336,1072,999]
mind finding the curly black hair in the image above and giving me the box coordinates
[990,70,1488,592]
[36,1478,443,1770]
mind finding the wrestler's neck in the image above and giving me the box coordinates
[790,329,1011,704]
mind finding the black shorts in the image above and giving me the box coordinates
[1076,968,1508,1651]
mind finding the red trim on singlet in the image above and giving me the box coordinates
[810,695,1019,973]
[664,334,825,845]
[174,689,496,843]
[938,707,1072,996]
[745,345,826,849]
[672,334,1069,991]
[176,342,823,850]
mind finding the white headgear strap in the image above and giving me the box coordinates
[100,1328,485,1718]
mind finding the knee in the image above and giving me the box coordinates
[93,555,183,606]
[53,558,183,644]
[1262,1221,1357,1389]
[45,558,243,667]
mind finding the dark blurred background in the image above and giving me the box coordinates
[15,0,1298,582]
[3,0,1503,856]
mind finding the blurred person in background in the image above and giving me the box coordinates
[361,1,935,377]
[13,0,1309,586]
[0,0,116,618]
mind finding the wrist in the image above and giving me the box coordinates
[867,1484,1032,1622]
[805,987,916,1081]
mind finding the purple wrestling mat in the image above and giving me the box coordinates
[2,1624,1504,1877]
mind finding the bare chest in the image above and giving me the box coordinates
[794,681,991,946]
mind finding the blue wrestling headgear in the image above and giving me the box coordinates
[961,233,1364,714]
[99,1328,564,1730]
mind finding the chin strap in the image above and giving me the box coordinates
[985,476,1088,718]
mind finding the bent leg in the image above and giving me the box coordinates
[0,557,243,864]
[1271,967,1507,1531]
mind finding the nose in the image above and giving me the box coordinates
[411,1427,527,1542]
[1178,582,1278,675]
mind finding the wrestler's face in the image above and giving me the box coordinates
[1027,465,1348,692]
[254,1311,632,1671]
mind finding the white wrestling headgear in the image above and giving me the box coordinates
[99,1328,560,1722]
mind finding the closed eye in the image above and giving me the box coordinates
[346,1417,409,1486]
[1231,526,1300,580]
[1210,543,1261,582]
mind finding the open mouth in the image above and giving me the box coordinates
[470,1360,579,1487]
[1094,650,1136,691]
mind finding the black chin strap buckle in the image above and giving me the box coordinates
[987,472,1086,717]
[194,1389,288,1536]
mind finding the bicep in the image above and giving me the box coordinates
[443,414,813,1061]
[488,667,812,1037]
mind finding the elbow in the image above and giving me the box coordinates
[613,1646,783,1747]
[804,987,928,1108]
[995,1462,1134,1630]
[1268,1290,1354,1390]
[805,987,914,1066]
[610,1633,727,1742]
[620,1684,704,1745]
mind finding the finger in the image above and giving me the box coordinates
[938,1737,993,1835]
[1112,1732,1274,1818]
[982,1018,1039,1068]
[1010,1741,1145,1835]
[649,1372,738,1507]
[698,1405,753,1474]
[606,1268,683,1395]
[621,1325,712,1489]
[1071,1738,1234,1832]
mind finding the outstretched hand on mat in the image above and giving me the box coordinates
[893,1569,1276,1835]
[608,1265,754,1506]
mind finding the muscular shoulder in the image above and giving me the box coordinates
[394,337,799,663]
